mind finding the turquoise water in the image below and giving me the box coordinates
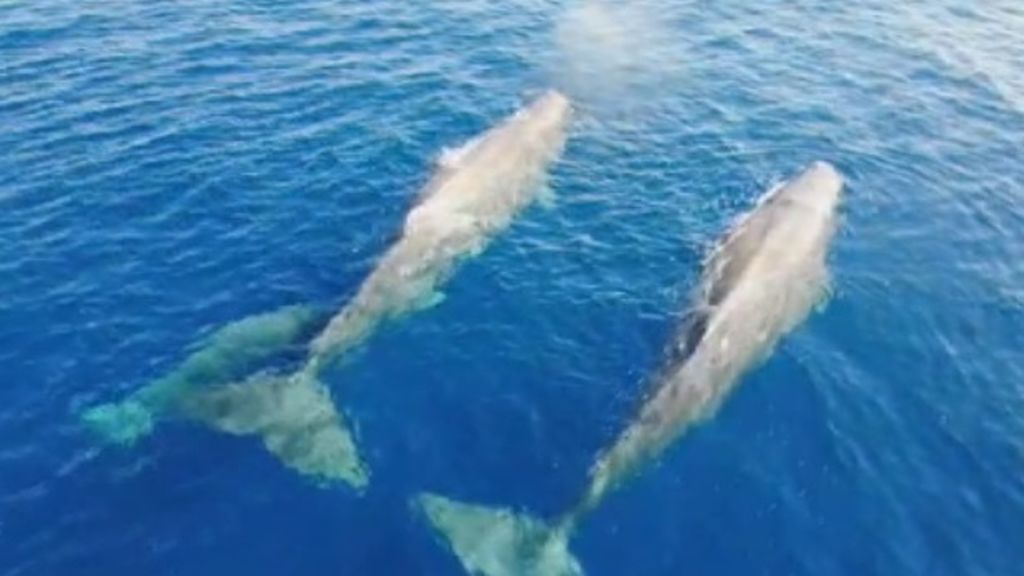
[2,1,1023,574]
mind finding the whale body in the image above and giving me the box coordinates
[416,161,845,576]
[184,91,574,488]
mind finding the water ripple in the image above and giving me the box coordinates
[2,0,1024,575]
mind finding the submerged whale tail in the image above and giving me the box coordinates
[79,304,326,447]
[182,371,369,489]
[81,399,155,445]
[415,493,583,576]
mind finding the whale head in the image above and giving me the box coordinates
[522,90,573,144]
[786,160,844,218]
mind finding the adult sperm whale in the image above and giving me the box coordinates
[183,91,574,488]
[415,161,844,575]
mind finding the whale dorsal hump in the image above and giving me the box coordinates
[416,135,486,203]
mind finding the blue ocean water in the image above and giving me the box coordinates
[2,0,1023,574]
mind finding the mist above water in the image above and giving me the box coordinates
[551,0,686,110]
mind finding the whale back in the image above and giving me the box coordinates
[674,189,782,359]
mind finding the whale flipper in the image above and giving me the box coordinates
[412,290,447,312]
[416,493,582,576]
[183,372,368,489]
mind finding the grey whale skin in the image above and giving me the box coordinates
[80,91,573,487]
[416,161,844,576]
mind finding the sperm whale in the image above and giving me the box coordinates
[181,91,575,488]
[415,161,844,575]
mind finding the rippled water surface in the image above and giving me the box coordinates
[2,1,1023,575]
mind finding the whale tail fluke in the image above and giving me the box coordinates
[79,304,328,448]
[182,371,369,489]
[415,493,583,576]
[81,399,155,446]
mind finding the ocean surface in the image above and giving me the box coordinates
[2,0,1023,574]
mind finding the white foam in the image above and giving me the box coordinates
[437,134,484,170]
